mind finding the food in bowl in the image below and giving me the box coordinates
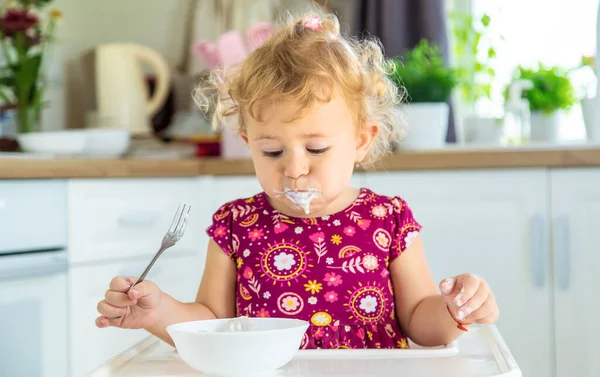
[218,315,255,332]
[166,317,309,376]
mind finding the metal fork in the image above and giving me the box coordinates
[127,202,191,292]
[109,203,191,319]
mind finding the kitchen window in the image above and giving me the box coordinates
[447,0,599,141]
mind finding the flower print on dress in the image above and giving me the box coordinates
[324,291,338,303]
[213,225,227,238]
[323,272,343,287]
[248,228,264,241]
[370,204,388,219]
[309,232,328,263]
[404,231,419,248]
[343,225,356,237]
[372,228,391,251]
[256,308,270,317]
[344,281,390,324]
[304,280,323,294]
[277,292,304,315]
[310,311,333,326]
[362,254,379,270]
[257,239,311,286]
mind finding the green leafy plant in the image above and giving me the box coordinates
[450,12,502,105]
[388,39,458,103]
[508,64,577,114]
[0,0,62,134]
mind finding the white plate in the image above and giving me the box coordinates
[294,340,458,359]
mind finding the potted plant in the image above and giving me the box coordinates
[450,11,504,144]
[389,39,458,148]
[508,64,576,142]
[0,0,62,141]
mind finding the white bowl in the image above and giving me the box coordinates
[166,317,309,377]
[17,129,130,157]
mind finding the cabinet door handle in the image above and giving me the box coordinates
[555,215,570,290]
[531,214,546,288]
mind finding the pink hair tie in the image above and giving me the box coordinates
[303,16,323,30]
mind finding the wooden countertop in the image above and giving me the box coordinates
[2,146,600,179]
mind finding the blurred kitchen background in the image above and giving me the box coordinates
[1,1,599,377]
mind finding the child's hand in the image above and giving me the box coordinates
[439,274,499,326]
[95,276,164,330]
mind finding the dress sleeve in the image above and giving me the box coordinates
[205,201,236,258]
[389,196,422,262]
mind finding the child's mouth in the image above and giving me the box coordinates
[273,188,321,214]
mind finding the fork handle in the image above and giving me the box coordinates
[126,246,168,293]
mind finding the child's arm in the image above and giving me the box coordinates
[390,235,498,346]
[146,239,237,346]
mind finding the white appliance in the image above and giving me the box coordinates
[94,43,171,135]
[0,180,68,377]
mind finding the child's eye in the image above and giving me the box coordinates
[307,147,329,154]
[263,150,282,158]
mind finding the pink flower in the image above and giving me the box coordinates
[274,222,288,233]
[248,228,264,241]
[324,291,338,303]
[243,266,253,279]
[323,272,342,287]
[343,226,356,237]
[213,225,227,238]
[356,219,371,230]
[256,308,270,317]
[309,232,325,243]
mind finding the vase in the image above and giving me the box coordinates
[530,111,561,143]
[464,115,504,145]
[396,102,450,149]
[16,104,42,134]
[582,96,600,142]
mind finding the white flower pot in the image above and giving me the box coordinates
[530,111,561,143]
[396,102,449,149]
[463,116,504,145]
[582,96,600,142]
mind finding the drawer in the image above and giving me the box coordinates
[68,253,204,377]
[0,180,67,253]
[68,178,209,263]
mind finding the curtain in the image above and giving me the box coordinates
[352,0,456,142]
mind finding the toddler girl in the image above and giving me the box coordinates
[95,9,499,349]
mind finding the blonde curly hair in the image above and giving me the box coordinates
[193,8,406,167]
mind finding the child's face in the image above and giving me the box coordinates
[242,95,377,217]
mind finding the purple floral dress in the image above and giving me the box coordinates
[206,188,422,349]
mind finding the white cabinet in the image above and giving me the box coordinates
[68,253,202,377]
[67,178,207,264]
[365,169,552,377]
[550,169,600,377]
[67,177,209,377]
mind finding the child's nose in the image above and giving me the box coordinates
[283,152,309,179]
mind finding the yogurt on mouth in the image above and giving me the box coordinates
[274,187,321,214]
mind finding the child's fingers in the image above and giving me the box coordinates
[466,293,499,324]
[453,274,480,307]
[127,281,160,307]
[97,300,127,318]
[95,315,125,328]
[105,290,137,307]
[455,282,489,321]
[109,276,137,292]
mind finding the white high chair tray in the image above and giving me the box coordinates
[295,339,458,359]
[88,325,521,377]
